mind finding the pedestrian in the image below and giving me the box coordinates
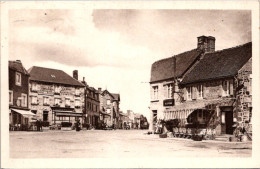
[76,120,80,132]
[39,119,43,131]
[36,120,39,131]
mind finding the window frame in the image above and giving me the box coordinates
[43,96,49,106]
[9,90,13,105]
[31,83,38,91]
[187,86,192,100]
[152,86,159,100]
[21,93,27,107]
[15,72,22,86]
[31,96,38,104]
[197,84,203,99]
[222,80,230,96]
[65,98,70,106]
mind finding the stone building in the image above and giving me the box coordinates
[168,42,252,135]
[149,36,209,131]
[150,36,252,136]
[28,67,85,126]
[9,60,35,130]
[99,88,120,128]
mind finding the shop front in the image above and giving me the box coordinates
[10,108,36,131]
[51,107,83,128]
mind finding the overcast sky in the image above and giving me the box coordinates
[9,9,251,118]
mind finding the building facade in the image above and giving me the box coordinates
[150,36,252,136]
[149,36,208,131]
[84,85,100,128]
[28,67,85,127]
[9,60,35,130]
[99,88,120,128]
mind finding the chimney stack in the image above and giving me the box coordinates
[98,88,102,92]
[73,70,78,80]
[197,36,215,53]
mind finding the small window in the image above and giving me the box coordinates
[15,72,22,86]
[65,98,70,106]
[75,99,80,107]
[222,80,230,96]
[54,86,60,94]
[152,86,158,100]
[54,98,61,105]
[9,90,13,105]
[197,84,203,99]
[31,96,38,104]
[75,88,80,96]
[32,83,37,91]
[107,99,111,105]
[187,86,192,100]
[21,93,27,107]
[43,96,49,105]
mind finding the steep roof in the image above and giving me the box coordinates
[111,93,120,101]
[28,66,85,87]
[9,60,29,75]
[150,49,203,83]
[181,42,252,85]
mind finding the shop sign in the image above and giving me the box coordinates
[38,85,54,95]
[60,87,75,96]
[163,99,174,106]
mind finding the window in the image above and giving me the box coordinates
[31,96,38,104]
[152,86,158,100]
[32,83,37,91]
[222,80,233,96]
[75,88,80,96]
[164,83,173,99]
[9,90,13,105]
[21,93,27,107]
[187,87,192,100]
[197,84,203,98]
[75,99,80,107]
[106,108,111,114]
[65,98,70,106]
[54,86,60,94]
[107,99,111,105]
[15,72,21,86]
[54,98,61,105]
[43,96,49,105]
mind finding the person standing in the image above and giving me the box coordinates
[36,120,39,131]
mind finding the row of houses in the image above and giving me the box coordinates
[149,36,252,136]
[9,62,122,130]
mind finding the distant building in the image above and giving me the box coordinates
[84,85,100,128]
[9,60,35,130]
[99,88,120,128]
[28,67,85,126]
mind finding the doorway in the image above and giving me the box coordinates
[221,110,233,134]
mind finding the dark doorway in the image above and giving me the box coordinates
[225,111,233,134]
[43,111,48,121]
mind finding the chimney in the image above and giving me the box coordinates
[73,70,78,80]
[197,36,215,53]
[16,60,21,63]
[98,88,102,92]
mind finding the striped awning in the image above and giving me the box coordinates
[164,98,234,121]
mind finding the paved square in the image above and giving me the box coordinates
[9,130,251,158]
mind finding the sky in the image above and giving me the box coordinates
[8,9,251,118]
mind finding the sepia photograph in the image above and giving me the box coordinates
[1,1,260,168]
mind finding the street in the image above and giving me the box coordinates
[9,130,251,158]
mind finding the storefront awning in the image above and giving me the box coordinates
[164,98,234,121]
[11,108,36,117]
